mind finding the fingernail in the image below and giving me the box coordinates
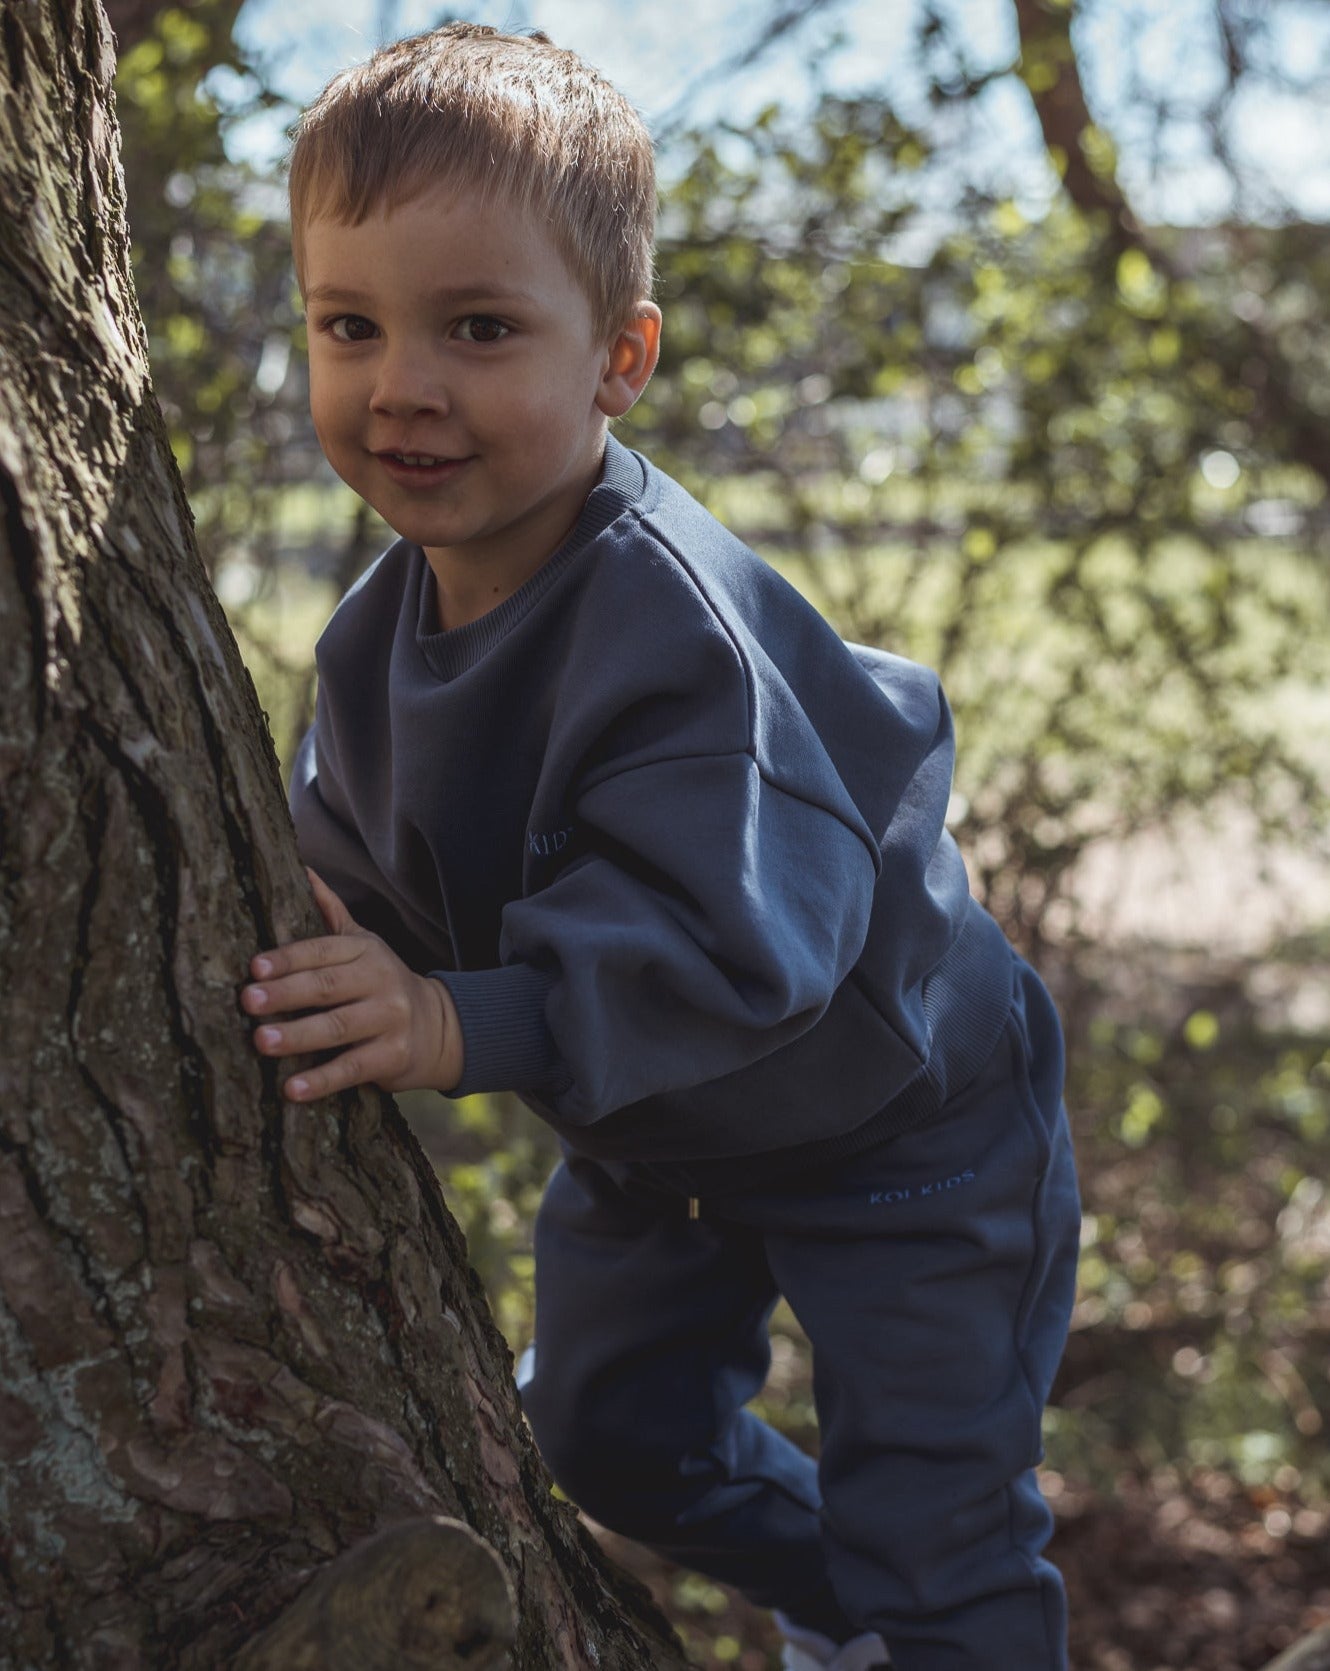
[248,986,268,1008]
[254,958,273,978]
[287,1078,309,1098]
[257,1027,281,1048]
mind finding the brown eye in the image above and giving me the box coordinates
[457,315,509,343]
[329,315,376,342]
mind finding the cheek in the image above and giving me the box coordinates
[307,367,350,447]
[306,390,364,491]
[512,363,599,432]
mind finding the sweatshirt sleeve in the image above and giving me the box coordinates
[288,713,439,969]
[289,721,375,905]
[437,740,882,1125]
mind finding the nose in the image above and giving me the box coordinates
[368,340,448,418]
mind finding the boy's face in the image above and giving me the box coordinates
[300,184,655,612]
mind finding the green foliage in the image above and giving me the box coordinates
[409,996,1330,1502]
[113,15,1330,1661]
[398,1089,558,1352]
[629,95,1330,951]
[113,20,1330,939]
[115,3,304,579]
[1051,992,1330,1500]
[403,984,1330,1671]
[117,44,1329,958]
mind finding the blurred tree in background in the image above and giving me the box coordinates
[112,0,291,544]
[106,3,1330,1666]
[641,1,1329,956]
[109,0,374,750]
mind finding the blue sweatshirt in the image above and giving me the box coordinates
[289,438,1014,1169]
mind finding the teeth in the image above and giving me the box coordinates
[397,454,443,466]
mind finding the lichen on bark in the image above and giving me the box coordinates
[0,4,688,1665]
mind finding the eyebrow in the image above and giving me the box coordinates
[303,284,536,308]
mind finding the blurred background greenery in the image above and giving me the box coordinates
[105,1,1330,1664]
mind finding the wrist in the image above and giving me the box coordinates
[426,975,465,1092]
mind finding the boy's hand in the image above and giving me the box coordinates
[242,868,464,1102]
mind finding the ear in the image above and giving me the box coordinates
[595,303,662,419]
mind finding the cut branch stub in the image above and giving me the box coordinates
[234,1516,517,1671]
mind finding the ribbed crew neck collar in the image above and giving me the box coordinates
[414,437,647,681]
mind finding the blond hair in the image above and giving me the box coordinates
[287,22,656,336]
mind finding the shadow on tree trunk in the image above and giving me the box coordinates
[0,4,690,1666]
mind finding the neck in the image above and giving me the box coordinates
[426,447,605,632]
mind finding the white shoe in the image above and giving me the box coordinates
[775,1612,891,1670]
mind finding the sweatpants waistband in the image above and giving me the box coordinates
[631,902,1018,1200]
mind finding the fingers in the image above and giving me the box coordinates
[280,1040,398,1103]
[252,997,377,1060]
[255,993,421,1104]
[242,905,430,1103]
[243,968,354,1025]
[252,999,403,1103]
[281,1043,376,1104]
[306,866,350,934]
[248,874,356,980]
[282,1064,347,1103]
[247,931,360,992]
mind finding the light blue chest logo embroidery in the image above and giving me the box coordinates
[527,826,574,859]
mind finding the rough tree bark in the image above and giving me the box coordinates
[0,4,690,1667]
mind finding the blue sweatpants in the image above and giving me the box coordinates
[520,956,1080,1671]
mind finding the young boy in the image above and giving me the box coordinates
[241,23,1080,1671]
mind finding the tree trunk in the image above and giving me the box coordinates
[0,5,689,1667]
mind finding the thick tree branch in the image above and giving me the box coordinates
[1012,0,1137,245]
[1011,0,1330,491]
[234,1518,517,1671]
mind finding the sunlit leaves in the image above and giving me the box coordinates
[1116,246,1168,316]
[115,1,299,582]
[630,88,1330,954]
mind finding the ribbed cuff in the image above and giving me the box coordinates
[431,963,560,1097]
